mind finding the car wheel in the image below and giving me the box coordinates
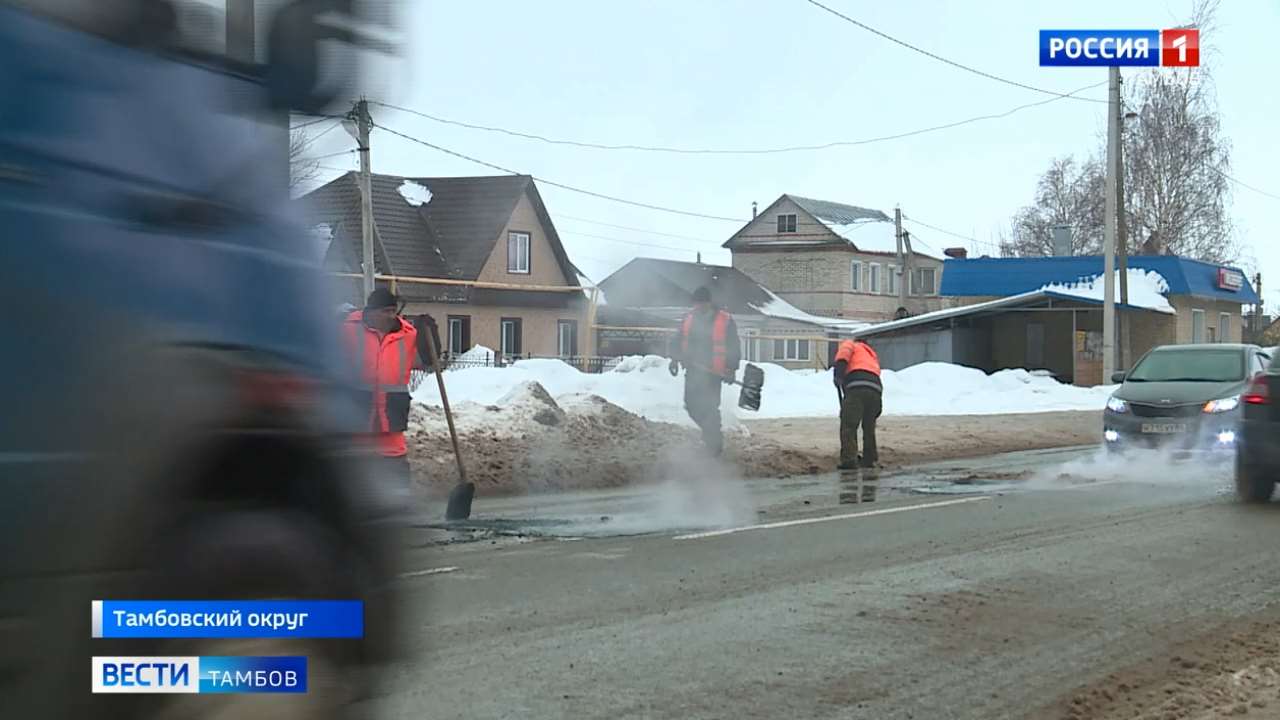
[136,511,371,720]
[1235,454,1274,504]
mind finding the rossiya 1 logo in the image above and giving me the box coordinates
[1039,29,1199,67]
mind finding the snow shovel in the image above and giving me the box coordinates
[685,361,764,412]
[422,331,474,521]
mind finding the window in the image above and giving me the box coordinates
[912,267,937,296]
[1219,313,1231,343]
[741,330,760,363]
[1128,347,1245,382]
[773,338,810,361]
[850,261,862,291]
[886,264,898,296]
[776,214,797,233]
[500,318,523,357]
[1191,309,1205,343]
[869,263,881,294]
[557,320,578,358]
[507,231,531,274]
[447,315,471,356]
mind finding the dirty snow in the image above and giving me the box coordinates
[397,179,432,207]
[1042,268,1174,314]
[413,355,1114,424]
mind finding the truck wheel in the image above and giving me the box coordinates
[1235,454,1274,504]
[140,511,370,720]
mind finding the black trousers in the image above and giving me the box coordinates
[840,387,883,467]
[684,371,724,455]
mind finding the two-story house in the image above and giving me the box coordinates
[724,194,947,322]
[300,172,592,362]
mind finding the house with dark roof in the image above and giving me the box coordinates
[723,194,949,323]
[597,257,865,369]
[300,172,592,361]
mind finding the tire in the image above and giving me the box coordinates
[136,511,371,720]
[1235,453,1275,504]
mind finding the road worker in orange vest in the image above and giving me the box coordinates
[833,337,883,470]
[342,288,439,493]
[668,286,741,456]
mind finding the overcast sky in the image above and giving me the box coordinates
[298,0,1279,307]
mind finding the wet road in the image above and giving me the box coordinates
[364,446,1280,720]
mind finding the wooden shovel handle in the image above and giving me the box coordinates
[424,333,467,484]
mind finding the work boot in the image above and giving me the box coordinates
[837,461,859,471]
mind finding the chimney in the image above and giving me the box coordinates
[696,252,702,264]
[944,247,968,259]
[751,201,758,219]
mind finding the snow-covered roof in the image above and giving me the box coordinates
[820,219,941,259]
[1042,269,1174,315]
[748,287,870,331]
[396,179,432,207]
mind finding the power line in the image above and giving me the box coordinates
[308,119,345,143]
[368,84,1105,155]
[310,148,358,161]
[802,0,1109,105]
[900,214,976,243]
[291,114,343,130]
[554,214,713,242]
[1211,167,1280,202]
[371,122,747,223]
[558,229,699,255]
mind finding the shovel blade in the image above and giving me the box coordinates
[444,481,475,520]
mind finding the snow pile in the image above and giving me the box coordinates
[1042,269,1174,314]
[414,356,1115,423]
[455,345,495,363]
[397,179,432,207]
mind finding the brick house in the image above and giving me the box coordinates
[299,173,593,361]
[723,194,948,322]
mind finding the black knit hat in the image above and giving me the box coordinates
[365,288,399,310]
[692,286,712,303]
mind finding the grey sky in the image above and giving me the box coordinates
[300,0,1279,307]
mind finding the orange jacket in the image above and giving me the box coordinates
[834,339,881,376]
[678,309,737,375]
[342,311,419,457]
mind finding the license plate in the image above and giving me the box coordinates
[1141,423,1186,434]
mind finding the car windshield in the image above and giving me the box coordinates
[1127,349,1245,382]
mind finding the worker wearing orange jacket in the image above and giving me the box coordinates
[668,286,740,456]
[833,338,883,469]
[342,289,439,490]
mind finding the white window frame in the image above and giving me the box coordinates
[776,213,797,233]
[773,338,810,361]
[507,231,531,274]
[851,260,862,291]
[557,319,577,358]
[912,267,937,296]
[501,318,522,357]
[886,264,898,296]
[447,316,469,356]
[741,329,760,363]
[1191,309,1205,343]
[1219,312,1231,343]
[869,263,881,294]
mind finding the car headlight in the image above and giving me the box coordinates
[1106,396,1129,413]
[1203,395,1241,413]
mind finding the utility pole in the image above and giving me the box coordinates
[356,99,375,299]
[1102,66,1120,383]
[895,206,908,309]
[226,0,255,64]
[1117,79,1131,371]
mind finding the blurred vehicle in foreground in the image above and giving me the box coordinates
[0,1,403,717]
[1103,344,1270,457]
[1237,351,1280,502]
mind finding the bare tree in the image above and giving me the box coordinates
[1005,0,1236,263]
[289,128,319,191]
[1000,156,1105,257]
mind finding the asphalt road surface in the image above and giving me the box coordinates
[361,446,1280,720]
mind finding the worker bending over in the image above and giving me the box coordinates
[833,338,883,470]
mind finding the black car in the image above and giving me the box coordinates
[1,4,403,717]
[1103,344,1271,455]
[1237,352,1280,502]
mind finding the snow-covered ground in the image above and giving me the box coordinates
[412,353,1115,427]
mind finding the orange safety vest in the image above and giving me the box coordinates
[835,339,881,376]
[343,311,418,457]
[680,309,732,375]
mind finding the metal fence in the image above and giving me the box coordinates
[417,354,620,375]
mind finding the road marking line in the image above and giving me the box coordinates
[400,566,459,578]
[673,496,993,540]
